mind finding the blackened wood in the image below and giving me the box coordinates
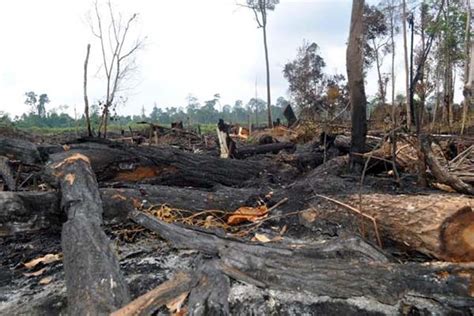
[0,191,61,235]
[283,104,297,127]
[48,153,130,315]
[235,142,296,159]
[0,137,43,164]
[188,260,230,316]
[130,211,474,311]
[421,135,474,195]
[111,272,196,316]
[57,139,276,188]
[0,156,16,190]
[0,185,261,234]
[347,0,368,169]
[101,185,259,223]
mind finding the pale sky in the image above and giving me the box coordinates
[0,0,453,118]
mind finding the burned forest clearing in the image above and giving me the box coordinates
[1,0,474,315]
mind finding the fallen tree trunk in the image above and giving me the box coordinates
[235,142,296,159]
[51,139,288,188]
[0,137,43,165]
[101,185,262,223]
[338,193,474,262]
[48,153,130,314]
[130,211,474,312]
[0,185,265,235]
[333,134,380,154]
[421,136,474,195]
[0,191,61,235]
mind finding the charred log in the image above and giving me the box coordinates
[0,137,43,164]
[0,185,265,235]
[54,139,282,188]
[47,153,130,314]
[130,211,474,312]
[234,142,296,159]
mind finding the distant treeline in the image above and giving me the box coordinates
[0,94,290,130]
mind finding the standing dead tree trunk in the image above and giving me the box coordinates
[402,0,412,129]
[48,153,130,314]
[347,0,367,170]
[389,0,399,184]
[462,0,472,135]
[83,43,92,137]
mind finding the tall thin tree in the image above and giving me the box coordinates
[402,0,412,129]
[83,43,92,137]
[462,0,472,135]
[243,0,279,128]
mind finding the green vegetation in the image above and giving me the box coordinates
[4,92,289,134]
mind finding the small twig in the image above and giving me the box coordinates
[314,194,382,248]
[267,197,288,212]
[17,173,33,190]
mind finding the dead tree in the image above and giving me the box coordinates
[402,0,412,129]
[463,0,473,135]
[243,0,279,129]
[89,0,145,138]
[83,43,92,137]
[347,0,368,170]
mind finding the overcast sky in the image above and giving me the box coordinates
[0,0,446,118]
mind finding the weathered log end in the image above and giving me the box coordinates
[440,206,474,262]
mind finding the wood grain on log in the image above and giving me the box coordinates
[343,193,474,262]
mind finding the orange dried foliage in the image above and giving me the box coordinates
[112,194,127,201]
[227,205,268,225]
[114,166,177,182]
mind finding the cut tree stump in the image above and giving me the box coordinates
[48,153,130,315]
